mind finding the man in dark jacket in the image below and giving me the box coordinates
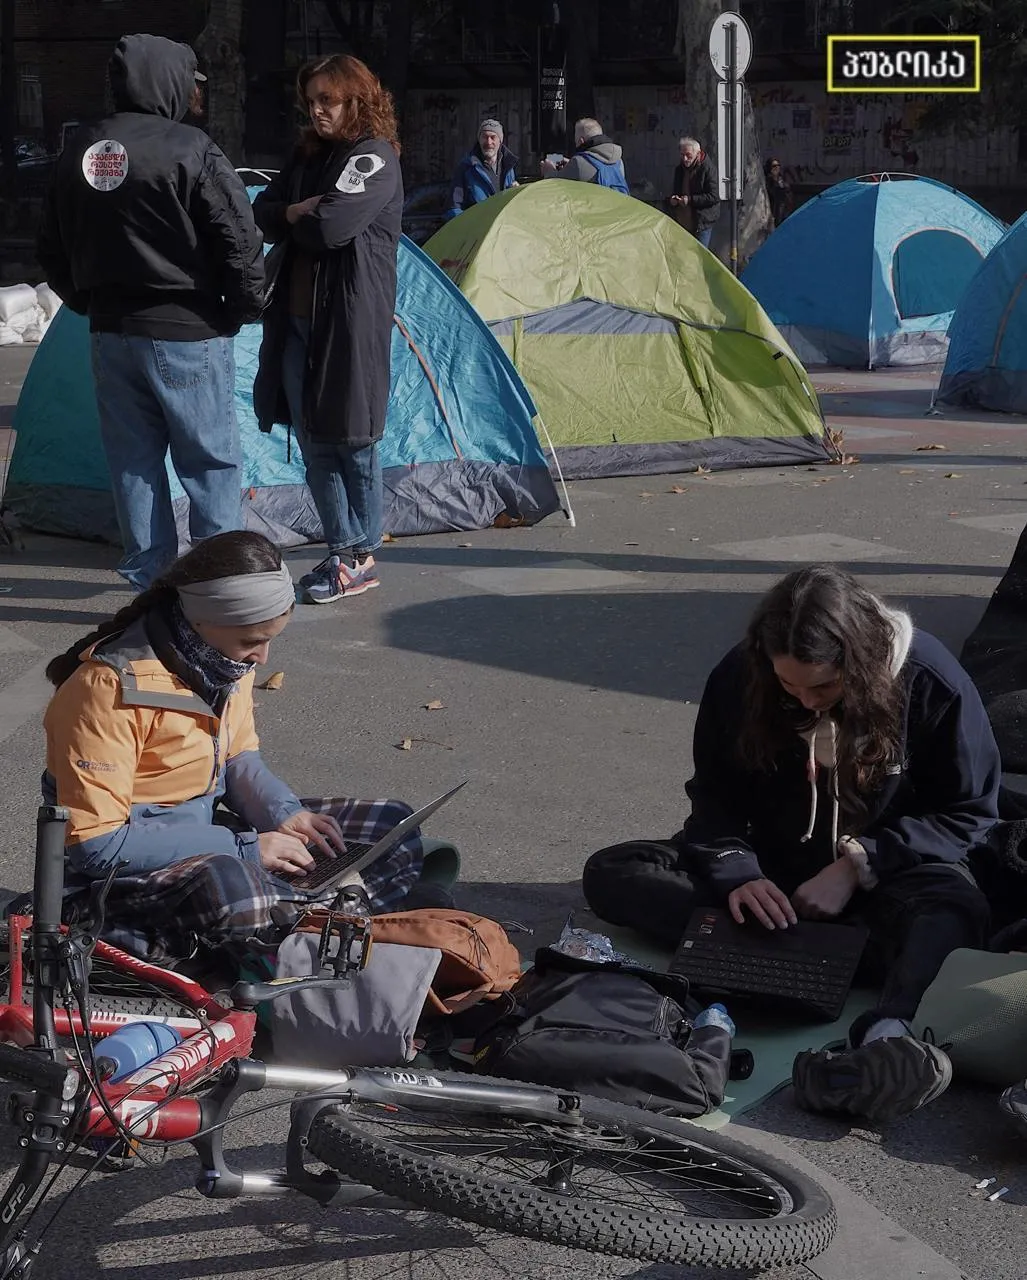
[668,137,721,248]
[541,118,629,193]
[36,33,264,590]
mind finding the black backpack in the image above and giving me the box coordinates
[469,948,734,1117]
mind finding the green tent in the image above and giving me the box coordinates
[426,181,832,478]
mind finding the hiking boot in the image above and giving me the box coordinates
[998,1080,1027,1137]
[303,554,380,605]
[792,1035,953,1125]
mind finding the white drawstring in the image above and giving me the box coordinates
[800,714,841,852]
[800,715,820,843]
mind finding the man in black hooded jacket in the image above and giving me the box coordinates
[37,33,264,590]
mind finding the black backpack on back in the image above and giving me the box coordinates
[469,947,733,1117]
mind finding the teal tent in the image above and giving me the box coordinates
[6,235,560,545]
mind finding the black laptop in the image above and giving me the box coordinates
[669,907,869,1022]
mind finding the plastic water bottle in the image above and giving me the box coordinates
[693,1003,736,1038]
[95,1022,182,1082]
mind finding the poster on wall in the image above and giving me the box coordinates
[536,16,568,156]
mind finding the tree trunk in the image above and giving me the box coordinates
[676,0,772,268]
[194,0,247,163]
[0,0,18,199]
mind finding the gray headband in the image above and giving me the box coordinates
[177,565,295,627]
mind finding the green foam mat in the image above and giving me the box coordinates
[599,923,877,1129]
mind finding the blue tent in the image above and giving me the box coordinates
[741,175,1005,369]
[937,210,1027,413]
[6,235,560,545]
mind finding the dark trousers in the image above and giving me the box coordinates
[582,840,990,1028]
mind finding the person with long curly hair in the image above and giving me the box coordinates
[253,54,402,605]
[583,564,1000,1122]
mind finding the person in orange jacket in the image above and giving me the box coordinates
[41,530,427,965]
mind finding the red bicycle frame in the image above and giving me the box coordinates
[0,914,257,1142]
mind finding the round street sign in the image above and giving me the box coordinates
[708,12,753,80]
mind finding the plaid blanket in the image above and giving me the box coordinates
[66,797,422,965]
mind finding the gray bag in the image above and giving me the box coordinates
[271,933,442,1068]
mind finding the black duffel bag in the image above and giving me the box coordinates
[470,947,732,1116]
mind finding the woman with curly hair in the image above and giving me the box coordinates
[583,564,1000,1121]
[253,54,402,605]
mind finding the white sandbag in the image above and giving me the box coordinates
[0,284,39,324]
[34,284,61,320]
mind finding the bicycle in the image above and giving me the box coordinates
[0,804,837,1274]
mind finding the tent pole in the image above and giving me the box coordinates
[534,414,576,526]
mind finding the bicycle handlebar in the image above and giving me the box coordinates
[0,1044,69,1095]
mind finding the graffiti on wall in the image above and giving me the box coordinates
[403,82,1021,190]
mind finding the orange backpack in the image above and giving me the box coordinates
[298,907,522,1016]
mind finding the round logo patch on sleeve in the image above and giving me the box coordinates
[335,152,386,194]
[82,140,129,191]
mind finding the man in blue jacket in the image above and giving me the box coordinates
[446,119,518,218]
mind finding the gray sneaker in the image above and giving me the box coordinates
[792,1035,953,1125]
[303,554,380,605]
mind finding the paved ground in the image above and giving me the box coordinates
[0,346,1024,1278]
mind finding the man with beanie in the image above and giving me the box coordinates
[446,118,518,218]
[37,33,264,590]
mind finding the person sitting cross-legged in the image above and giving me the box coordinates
[41,531,445,969]
[583,565,1001,1124]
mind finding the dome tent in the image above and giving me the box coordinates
[741,174,1005,369]
[424,180,831,480]
[6,236,562,545]
[937,209,1027,413]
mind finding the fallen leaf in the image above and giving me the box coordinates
[944,473,962,479]
[397,737,413,751]
[381,532,395,543]
[916,443,947,451]
[899,468,916,474]
[639,490,654,498]
[694,465,711,476]
[835,453,860,466]
[424,699,444,711]
[258,671,285,691]
[669,484,688,494]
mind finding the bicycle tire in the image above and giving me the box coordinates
[307,1071,836,1268]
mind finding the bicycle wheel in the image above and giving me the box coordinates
[307,1072,836,1268]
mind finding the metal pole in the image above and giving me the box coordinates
[727,22,739,276]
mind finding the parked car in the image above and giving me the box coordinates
[402,182,451,245]
[0,137,57,194]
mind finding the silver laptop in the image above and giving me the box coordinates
[291,781,467,896]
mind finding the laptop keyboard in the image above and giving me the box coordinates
[673,939,857,1020]
[292,841,376,893]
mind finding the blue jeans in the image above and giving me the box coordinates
[90,333,242,590]
[280,316,383,558]
[697,226,714,249]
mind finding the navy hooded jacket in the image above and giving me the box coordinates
[677,628,1001,897]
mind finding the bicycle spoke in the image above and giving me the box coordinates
[339,1103,790,1221]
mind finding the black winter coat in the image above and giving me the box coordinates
[36,34,264,339]
[677,633,1001,897]
[252,136,403,447]
[668,155,721,234]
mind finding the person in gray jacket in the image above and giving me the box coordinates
[540,118,629,193]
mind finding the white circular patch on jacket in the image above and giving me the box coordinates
[335,152,385,194]
[82,140,129,191]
